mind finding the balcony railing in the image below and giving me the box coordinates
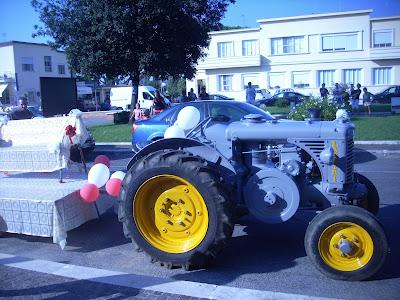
[368,46,400,60]
[197,55,261,70]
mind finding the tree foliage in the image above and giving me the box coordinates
[32,0,234,85]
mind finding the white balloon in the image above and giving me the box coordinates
[111,171,126,181]
[176,106,201,130]
[164,125,185,139]
[336,109,349,120]
[88,163,110,188]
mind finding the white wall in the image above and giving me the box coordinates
[188,11,400,98]
[12,43,71,106]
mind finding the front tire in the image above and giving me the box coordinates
[119,150,234,269]
[305,206,388,281]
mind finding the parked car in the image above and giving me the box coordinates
[132,100,274,152]
[255,89,272,101]
[274,88,295,94]
[256,91,309,106]
[373,86,400,104]
[208,94,234,100]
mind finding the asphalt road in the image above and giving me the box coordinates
[1,146,400,299]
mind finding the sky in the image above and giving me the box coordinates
[0,0,400,44]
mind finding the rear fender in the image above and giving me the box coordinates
[127,138,236,175]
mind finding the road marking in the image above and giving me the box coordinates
[0,253,338,300]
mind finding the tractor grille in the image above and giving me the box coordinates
[299,140,326,161]
[346,138,354,182]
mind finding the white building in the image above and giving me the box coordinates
[0,41,71,107]
[187,10,400,99]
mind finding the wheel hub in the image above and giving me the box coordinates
[338,239,353,255]
[318,222,374,271]
[134,175,209,253]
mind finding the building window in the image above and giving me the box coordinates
[373,29,393,48]
[271,36,304,55]
[269,72,285,89]
[292,71,310,88]
[217,42,234,57]
[242,40,258,56]
[58,64,66,75]
[44,56,52,72]
[343,69,361,85]
[27,91,35,103]
[318,70,335,87]
[218,75,233,91]
[22,57,34,72]
[242,73,259,89]
[321,32,359,52]
[373,67,392,85]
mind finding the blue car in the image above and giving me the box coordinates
[132,100,274,152]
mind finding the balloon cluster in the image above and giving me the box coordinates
[79,155,126,203]
[164,106,201,138]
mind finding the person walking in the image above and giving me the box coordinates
[320,83,329,98]
[10,97,33,120]
[198,86,209,100]
[246,82,256,105]
[362,87,373,116]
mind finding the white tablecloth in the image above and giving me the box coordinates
[0,170,115,248]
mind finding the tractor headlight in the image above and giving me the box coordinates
[320,147,335,165]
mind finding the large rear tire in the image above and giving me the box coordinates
[119,150,234,269]
[354,173,380,215]
[305,206,387,281]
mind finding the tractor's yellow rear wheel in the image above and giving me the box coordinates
[119,150,234,269]
[305,206,388,281]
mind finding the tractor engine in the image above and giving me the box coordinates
[224,114,358,224]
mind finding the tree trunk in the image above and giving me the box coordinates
[130,71,140,118]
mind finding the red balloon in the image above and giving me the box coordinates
[94,155,111,168]
[105,178,122,197]
[80,183,100,203]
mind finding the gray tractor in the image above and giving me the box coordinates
[118,112,387,281]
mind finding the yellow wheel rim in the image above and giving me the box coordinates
[134,175,209,253]
[318,222,374,272]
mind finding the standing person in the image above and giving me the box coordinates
[152,90,167,115]
[10,97,33,120]
[354,83,362,104]
[130,102,142,122]
[320,83,329,98]
[176,90,187,103]
[188,88,197,101]
[332,83,343,105]
[246,82,256,105]
[362,87,373,116]
[199,86,209,100]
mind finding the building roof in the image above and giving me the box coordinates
[370,16,400,21]
[209,27,260,36]
[257,9,373,23]
[0,41,64,53]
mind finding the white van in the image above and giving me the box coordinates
[110,86,169,110]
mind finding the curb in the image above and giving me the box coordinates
[354,141,400,145]
[96,141,400,146]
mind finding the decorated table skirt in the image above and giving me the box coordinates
[0,171,115,248]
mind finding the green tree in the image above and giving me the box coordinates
[32,0,234,110]
[167,77,186,98]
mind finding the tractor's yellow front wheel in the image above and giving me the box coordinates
[305,206,387,281]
